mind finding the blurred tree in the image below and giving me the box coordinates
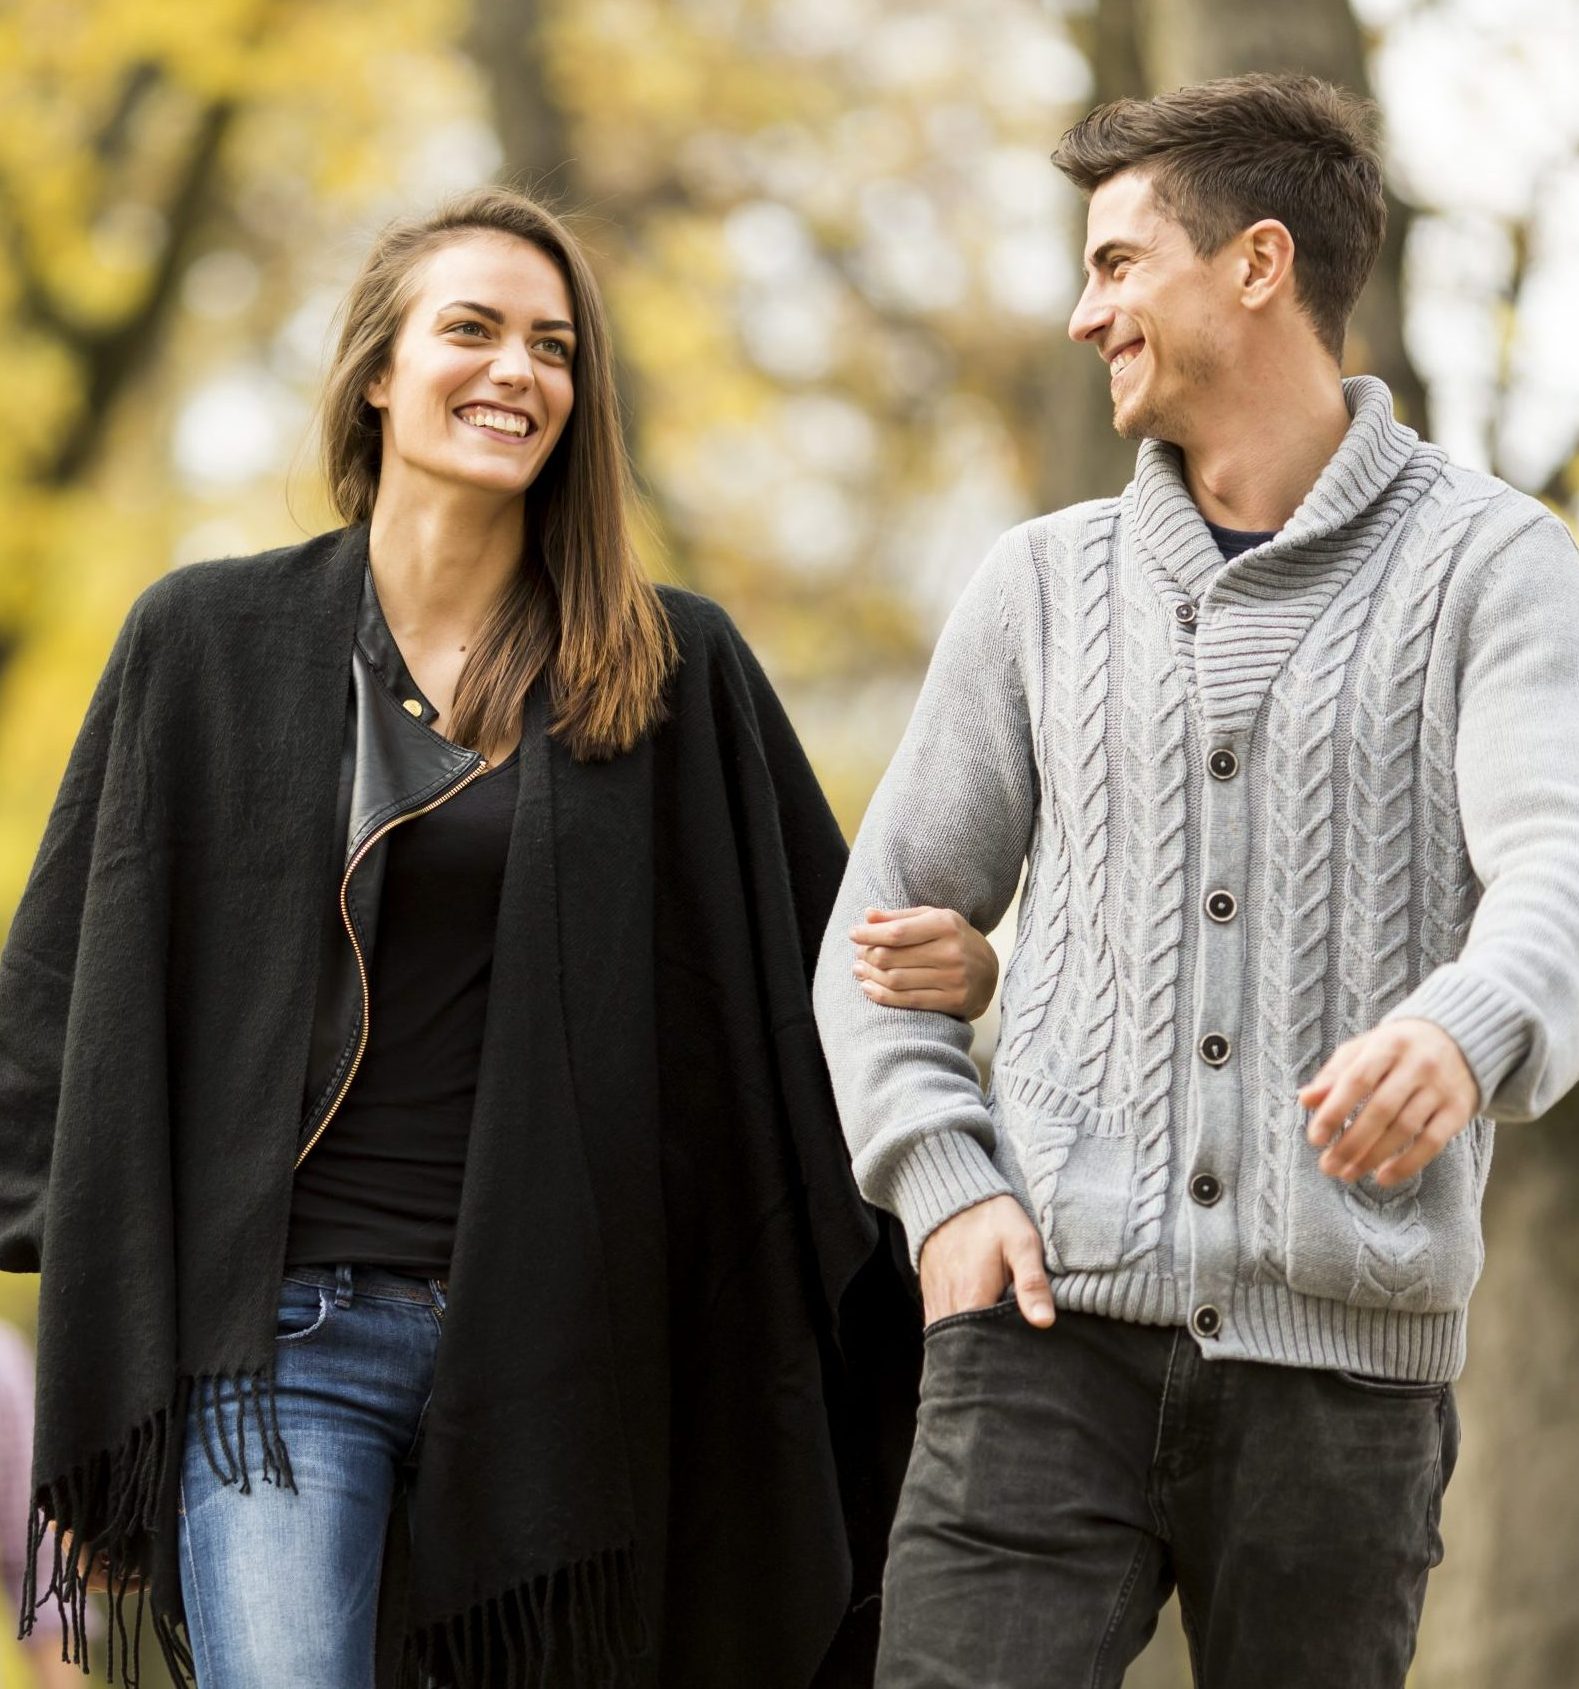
[0,0,470,914]
[0,1,1576,1681]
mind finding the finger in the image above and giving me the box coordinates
[851,915,947,950]
[1004,1232,1055,1328]
[1298,1038,1355,1106]
[859,981,956,1009]
[1317,1071,1423,1180]
[856,941,948,970]
[1306,1046,1392,1148]
[1338,1087,1439,1184]
[855,963,956,994]
[1375,1107,1466,1184]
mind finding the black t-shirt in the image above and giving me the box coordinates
[285,746,520,1277]
[1204,518,1279,560]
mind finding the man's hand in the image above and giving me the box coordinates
[1299,1018,1480,1187]
[918,1194,1055,1328]
[851,906,999,1020]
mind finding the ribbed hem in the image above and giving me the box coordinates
[1384,964,1532,1111]
[1051,1271,1468,1382]
[874,1130,1012,1267]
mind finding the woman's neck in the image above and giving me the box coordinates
[366,481,525,648]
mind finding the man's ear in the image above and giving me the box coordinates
[1238,219,1296,314]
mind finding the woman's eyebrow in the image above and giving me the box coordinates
[433,300,576,335]
[434,298,505,323]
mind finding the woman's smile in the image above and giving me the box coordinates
[453,402,539,442]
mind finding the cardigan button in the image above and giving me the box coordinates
[1199,1033,1231,1067]
[1192,1304,1223,1339]
[1208,748,1239,780]
[1205,890,1237,923]
[1190,1173,1223,1207]
[1175,601,1198,627]
[402,698,424,717]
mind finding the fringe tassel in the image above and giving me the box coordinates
[397,1542,648,1689]
[17,1368,293,1687]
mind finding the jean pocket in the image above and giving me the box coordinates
[922,1295,1020,1340]
[275,1282,330,1344]
[1332,1368,1446,1401]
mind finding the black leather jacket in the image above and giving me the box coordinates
[294,563,488,1167]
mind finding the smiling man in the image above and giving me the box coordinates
[813,73,1579,1688]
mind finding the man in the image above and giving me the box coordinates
[813,73,1579,1689]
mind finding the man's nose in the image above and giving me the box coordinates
[1067,282,1111,347]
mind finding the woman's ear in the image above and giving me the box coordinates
[364,364,390,411]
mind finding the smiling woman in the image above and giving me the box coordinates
[1,185,1001,1689]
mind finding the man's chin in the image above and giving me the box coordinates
[1111,400,1150,443]
[1110,393,1176,445]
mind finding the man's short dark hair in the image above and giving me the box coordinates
[1052,74,1386,360]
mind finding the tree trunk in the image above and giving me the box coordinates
[1138,0,1429,431]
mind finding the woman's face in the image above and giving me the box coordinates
[364,230,577,504]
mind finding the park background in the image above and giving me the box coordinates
[1,0,1576,1682]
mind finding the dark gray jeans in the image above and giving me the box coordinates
[877,1302,1459,1689]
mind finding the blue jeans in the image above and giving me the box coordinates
[178,1264,446,1689]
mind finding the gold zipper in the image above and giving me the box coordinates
[294,757,490,1171]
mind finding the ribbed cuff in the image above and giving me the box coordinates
[1384,964,1532,1112]
[875,1129,1012,1268]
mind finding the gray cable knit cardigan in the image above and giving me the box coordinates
[813,377,1579,1382]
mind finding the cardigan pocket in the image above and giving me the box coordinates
[1283,1125,1486,1314]
[992,1063,1137,1272]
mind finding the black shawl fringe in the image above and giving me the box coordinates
[18,1369,293,1687]
[396,1543,648,1689]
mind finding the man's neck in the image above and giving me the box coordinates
[366,473,526,650]
[1176,371,1353,533]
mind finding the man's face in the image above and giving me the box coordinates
[1067,170,1235,445]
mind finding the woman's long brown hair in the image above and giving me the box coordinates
[318,187,675,762]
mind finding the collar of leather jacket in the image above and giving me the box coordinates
[298,535,485,1153]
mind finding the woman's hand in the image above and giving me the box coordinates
[850,906,999,1019]
[58,1527,142,1595]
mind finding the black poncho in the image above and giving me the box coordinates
[0,526,919,1686]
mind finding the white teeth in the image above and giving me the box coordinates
[1111,351,1136,377]
[460,408,530,437]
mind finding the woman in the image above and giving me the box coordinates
[0,188,999,1689]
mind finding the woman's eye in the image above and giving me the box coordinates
[538,338,570,360]
[449,321,488,337]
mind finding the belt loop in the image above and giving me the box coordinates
[334,1263,354,1309]
[431,1277,448,1315]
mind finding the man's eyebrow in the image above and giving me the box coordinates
[1082,241,1132,278]
[433,300,577,336]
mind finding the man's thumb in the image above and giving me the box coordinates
[1008,1235,1055,1328]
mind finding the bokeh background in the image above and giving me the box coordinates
[1,0,1577,1683]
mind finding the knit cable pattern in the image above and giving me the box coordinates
[1116,545,1185,1264]
[1337,519,1452,1305]
[1057,508,1119,1098]
[1012,508,1117,1264]
[1254,582,1376,1282]
[999,527,1072,1069]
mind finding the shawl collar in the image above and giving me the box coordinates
[1127,375,1448,736]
